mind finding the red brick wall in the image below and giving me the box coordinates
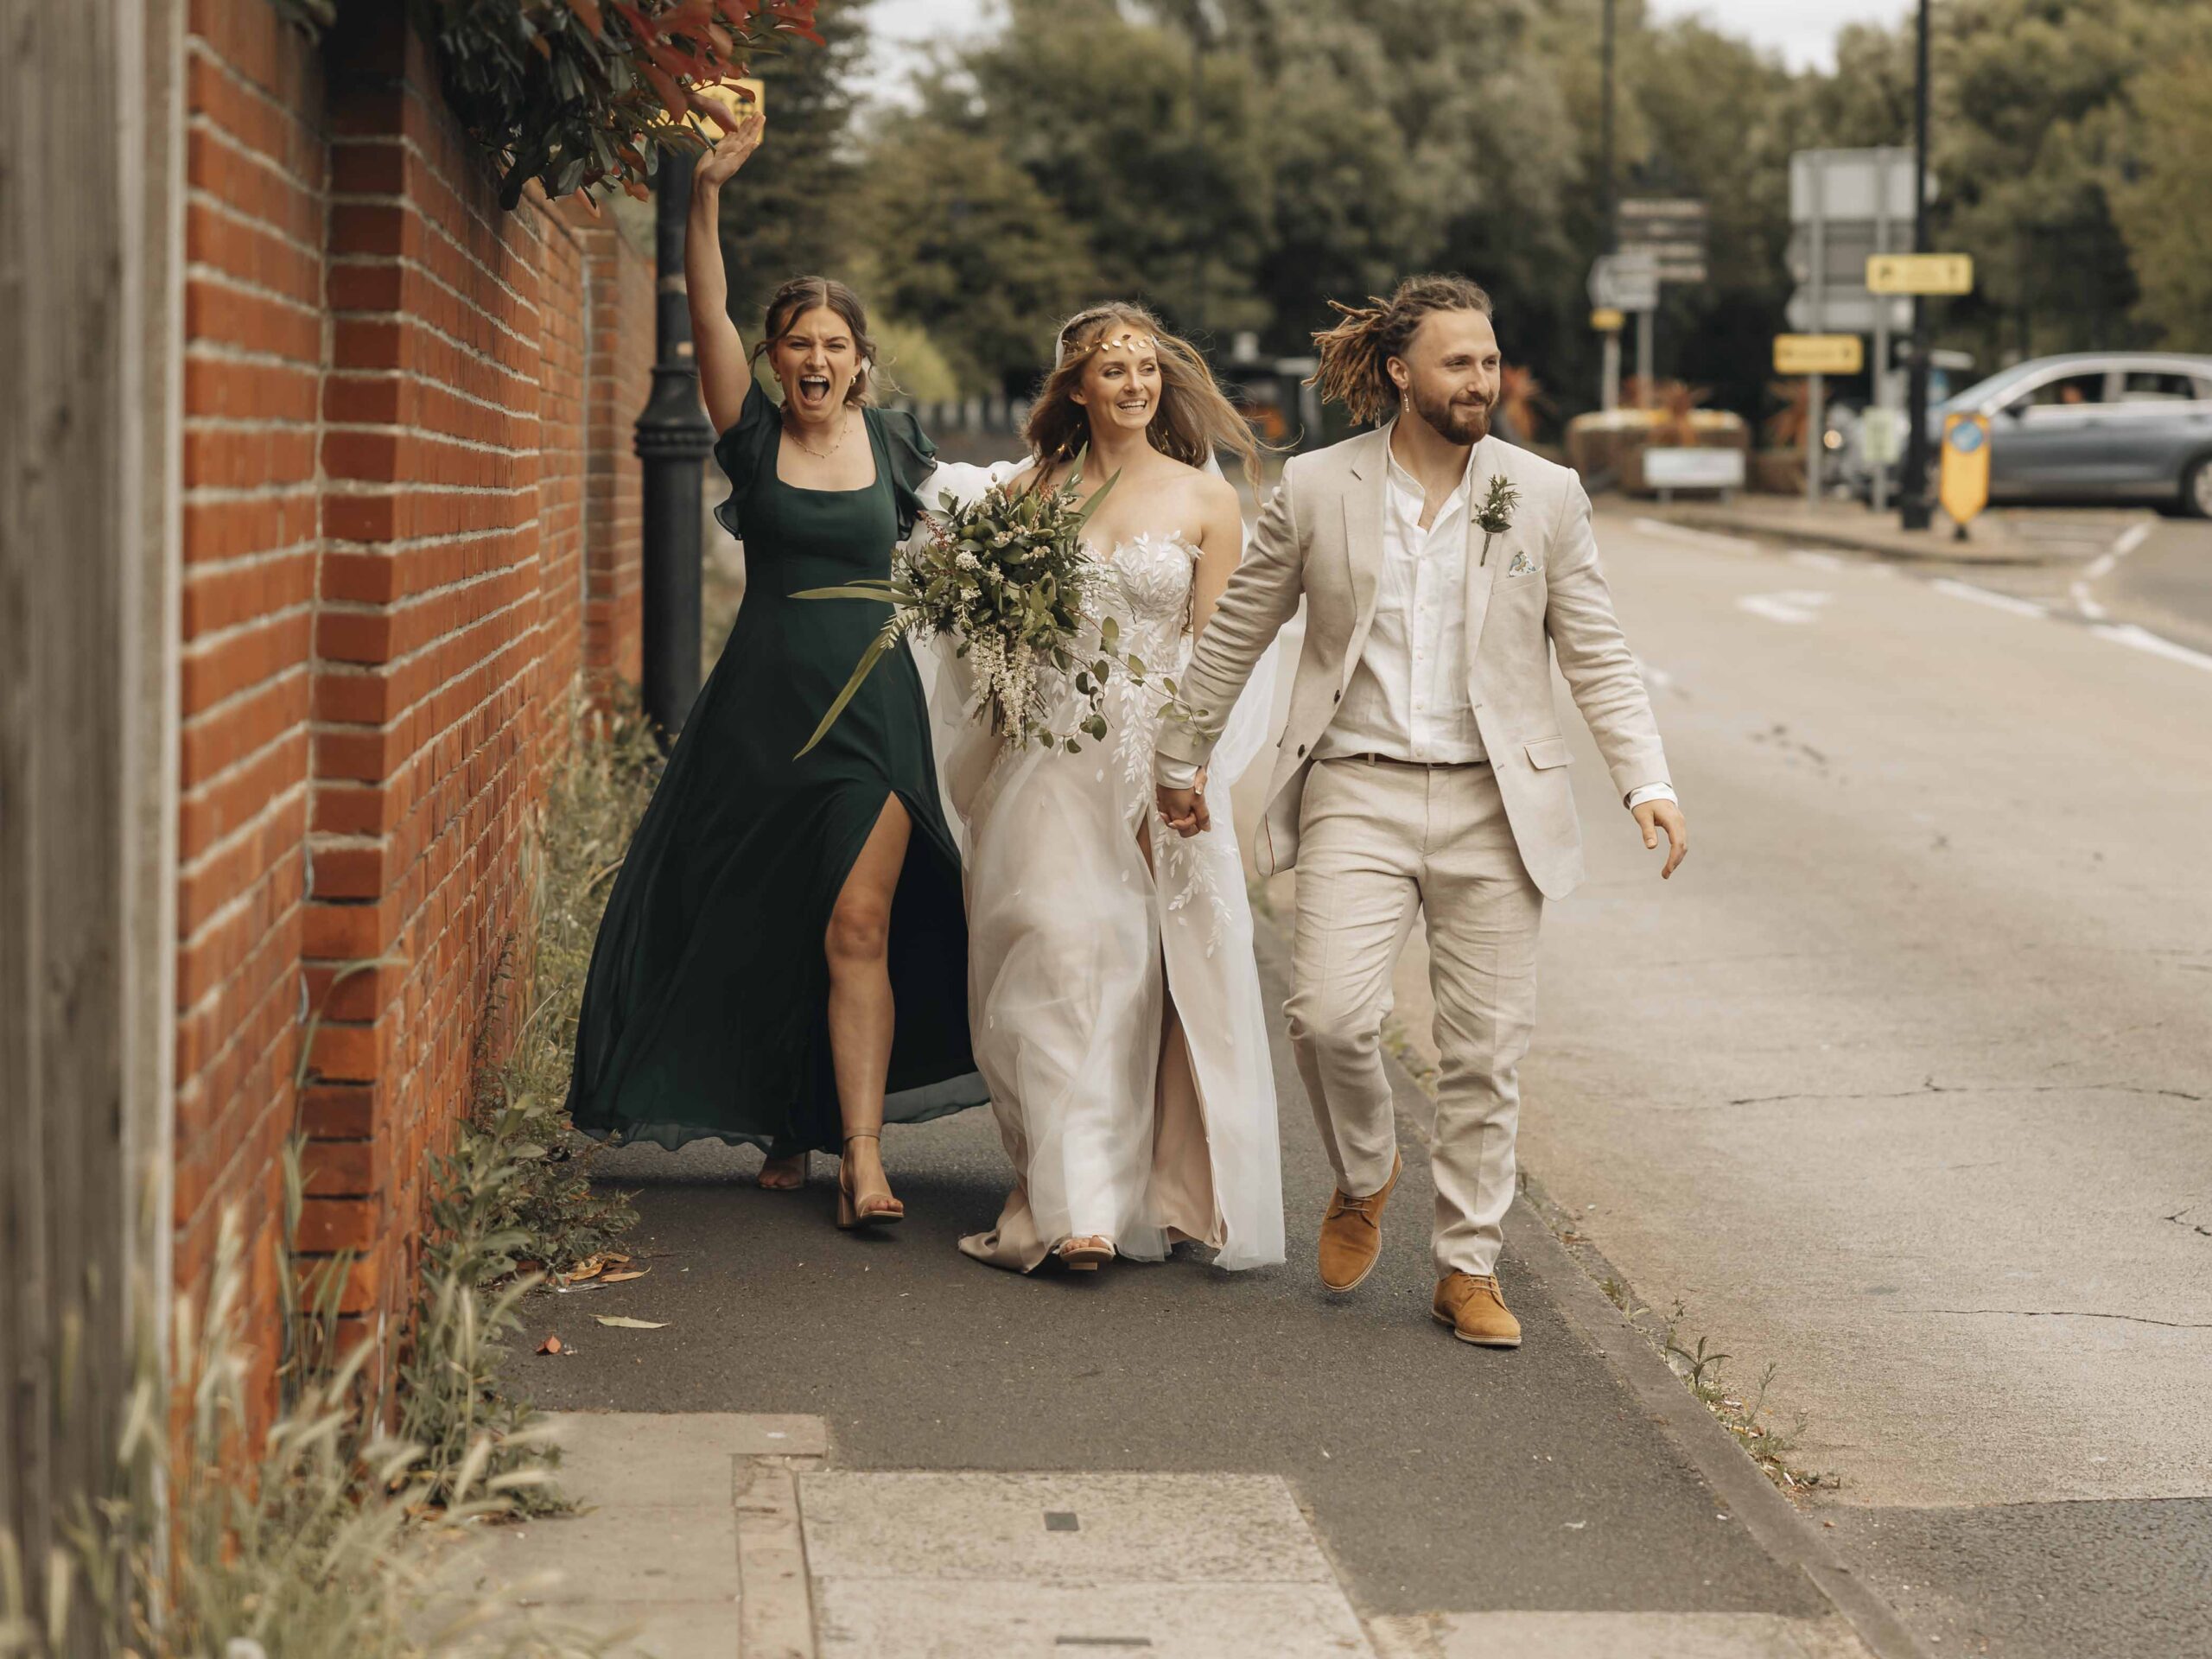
[174,0,656,1367]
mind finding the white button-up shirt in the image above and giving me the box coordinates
[1311,442,1485,766]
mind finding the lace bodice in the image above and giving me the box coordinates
[1092,531,1198,665]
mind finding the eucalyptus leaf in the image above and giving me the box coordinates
[796,631,894,759]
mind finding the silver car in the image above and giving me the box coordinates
[1929,352,2212,516]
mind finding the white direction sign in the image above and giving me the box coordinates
[1785,290,1912,334]
[1789,149,1934,222]
[1587,251,1660,313]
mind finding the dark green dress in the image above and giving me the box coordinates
[569,381,985,1152]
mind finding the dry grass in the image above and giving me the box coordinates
[1598,1280,1841,1497]
[0,1198,599,1659]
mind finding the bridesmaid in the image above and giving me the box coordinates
[568,105,985,1227]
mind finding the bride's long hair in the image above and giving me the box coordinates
[1023,303,1263,490]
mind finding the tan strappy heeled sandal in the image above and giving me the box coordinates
[836,1132,904,1230]
[1055,1235,1116,1271]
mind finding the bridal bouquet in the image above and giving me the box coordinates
[797,454,1169,757]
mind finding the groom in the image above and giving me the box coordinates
[1154,275,1687,1347]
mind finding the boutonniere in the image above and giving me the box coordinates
[1476,474,1519,566]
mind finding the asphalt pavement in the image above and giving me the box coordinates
[540,925,1849,1643]
[1499,508,2212,1656]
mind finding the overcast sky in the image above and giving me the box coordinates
[854,0,1916,103]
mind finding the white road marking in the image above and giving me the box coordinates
[1930,579,2050,620]
[2090,623,2212,673]
[1632,517,1759,553]
[1787,549,1848,571]
[2113,521,2154,557]
[1736,590,1832,625]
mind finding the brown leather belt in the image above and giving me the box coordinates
[1335,753,1489,769]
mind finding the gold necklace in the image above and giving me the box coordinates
[784,408,849,461]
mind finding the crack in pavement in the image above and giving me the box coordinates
[1726,1077,2205,1107]
[2164,1208,2212,1239]
[1919,1308,2212,1331]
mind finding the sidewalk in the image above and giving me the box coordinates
[440,928,1920,1658]
[1633,493,2045,563]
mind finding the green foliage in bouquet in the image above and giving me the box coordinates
[796,452,1180,759]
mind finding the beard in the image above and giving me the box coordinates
[1409,382,1492,446]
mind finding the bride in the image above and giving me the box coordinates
[923,303,1287,1274]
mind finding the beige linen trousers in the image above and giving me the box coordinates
[1159,424,1670,1275]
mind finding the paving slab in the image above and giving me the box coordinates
[799,1470,1338,1584]
[543,1409,827,1497]
[1369,1611,1872,1658]
[817,1580,1374,1658]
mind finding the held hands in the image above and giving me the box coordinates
[1634,798,1689,880]
[1155,770,1211,838]
[688,94,764,192]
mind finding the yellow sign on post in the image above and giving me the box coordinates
[1590,308,1625,333]
[1939,411,1992,525]
[1866,253,1974,296]
[1774,334,1864,375]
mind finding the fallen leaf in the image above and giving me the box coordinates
[594,1316,667,1330]
[601,1268,649,1283]
[560,1255,607,1286]
[537,1335,564,1355]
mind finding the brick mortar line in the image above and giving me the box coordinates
[186,169,324,248]
[173,867,305,960]
[326,222,545,349]
[184,113,324,214]
[325,298,545,400]
[308,665,543,765]
[326,146,547,315]
[320,419,542,462]
[176,785,312,883]
[184,339,323,374]
[179,596,315,657]
[185,36,324,134]
[184,258,324,316]
[315,569,539,627]
[179,721,309,798]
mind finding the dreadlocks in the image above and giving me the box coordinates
[1308,275,1495,427]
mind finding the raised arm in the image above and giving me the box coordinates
[683,98,766,435]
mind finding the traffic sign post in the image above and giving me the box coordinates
[1587,252,1657,413]
[1604,204,1706,411]
[1939,412,1991,531]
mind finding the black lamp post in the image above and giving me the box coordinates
[1899,0,1935,531]
[633,146,715,747]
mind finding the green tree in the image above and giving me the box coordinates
[715,0,870,330]
[849,117,1103,394]
[959,0,1275,342]
[2107,13,2212,347]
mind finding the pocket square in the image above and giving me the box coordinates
[1506,549,1538,578]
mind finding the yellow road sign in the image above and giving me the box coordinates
[1866,253,1974,296]
[1940,411,1992,525]
[1590,308,1625,333]
[1774,334,1864,375]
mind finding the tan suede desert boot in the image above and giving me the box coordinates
[1433,1272,1522,1347]
[1317,1152,1402,1292]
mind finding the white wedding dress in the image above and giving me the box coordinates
[912,464,1287,1272]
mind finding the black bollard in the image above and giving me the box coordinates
[633,146,715,749]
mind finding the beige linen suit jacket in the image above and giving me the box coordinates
[1158,425,1670,900]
